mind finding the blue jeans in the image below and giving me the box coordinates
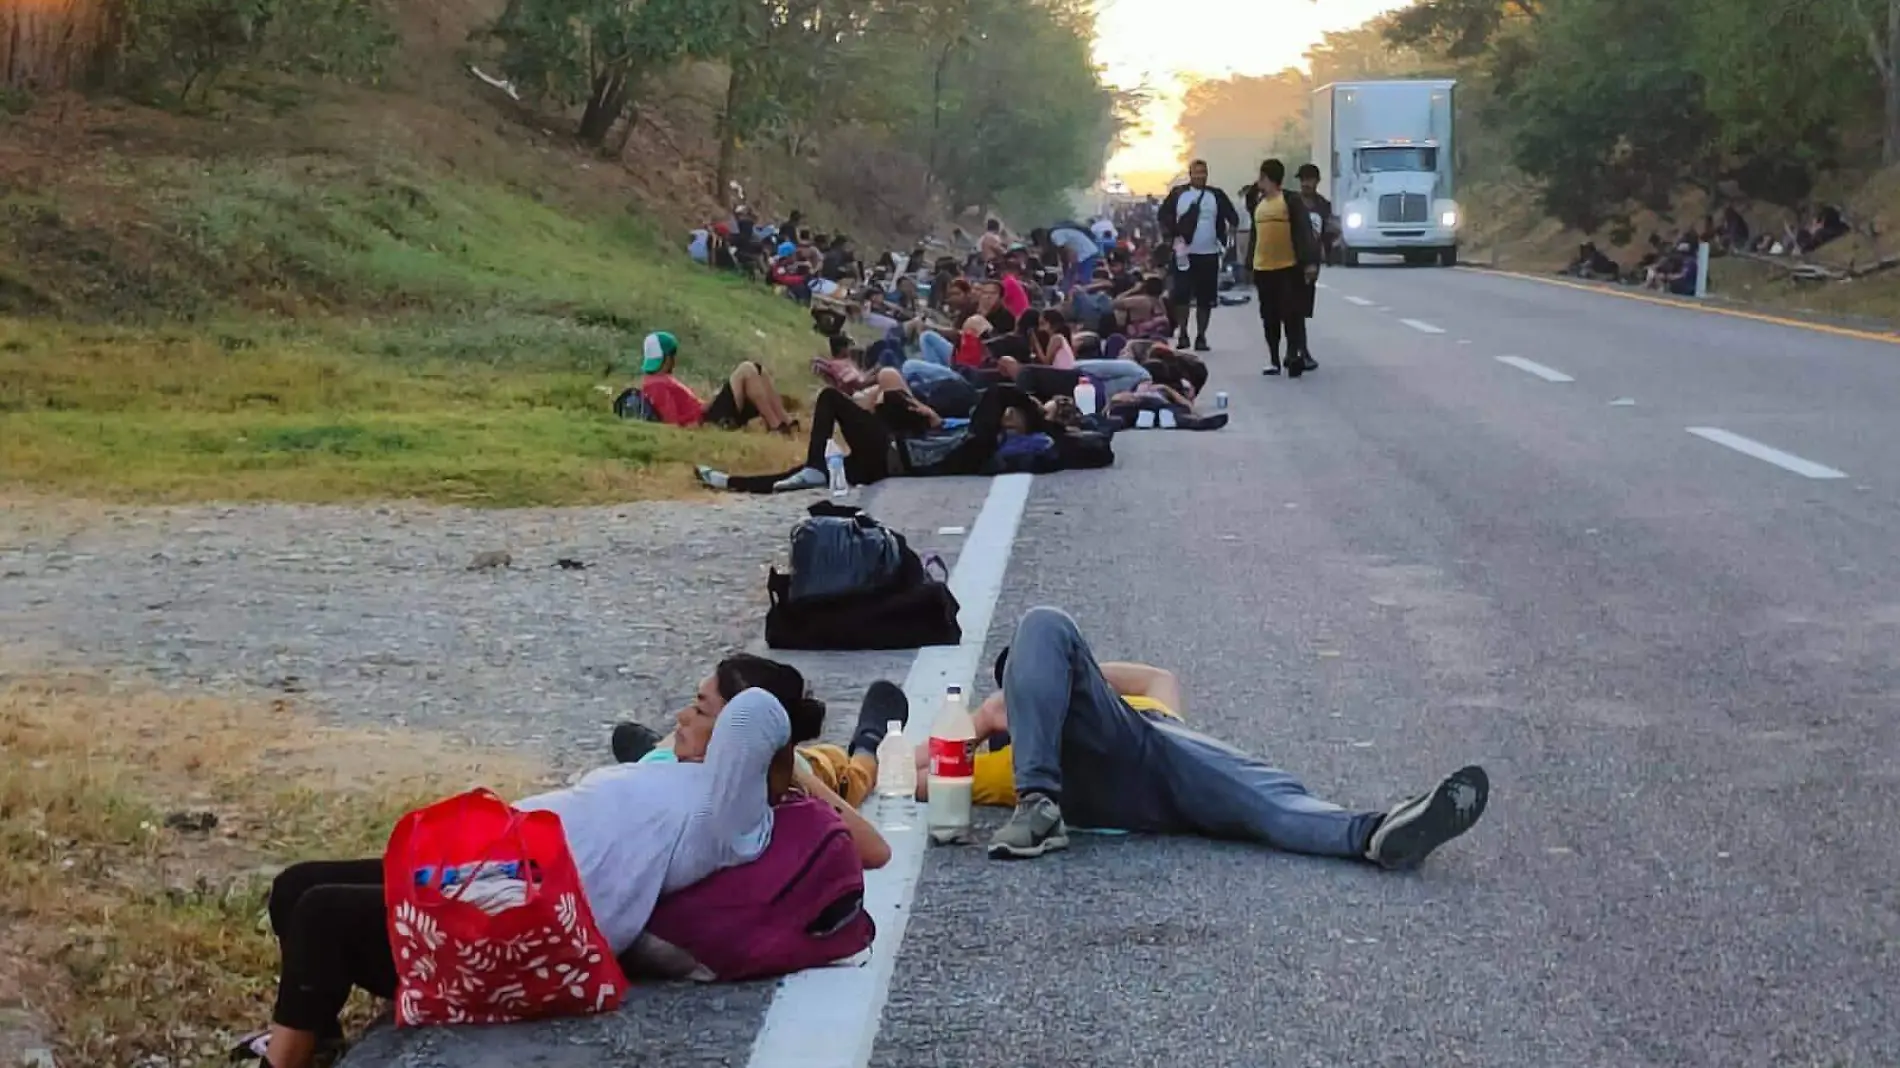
[918,331,955,367]
[1004,607,1376,855]
[1061,256,1101,293]
[1074,359,1150,401]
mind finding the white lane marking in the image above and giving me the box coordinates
[1495,355,1574,383]
[1316,282,1331,290]
[1400,318,1445,334]
[747,473,1034,1068]
[1342,295,1374,306]
[1685,427,1847,479]
[1457,339,1473,346]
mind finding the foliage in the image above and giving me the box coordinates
[1,160,813,505]
[113,0,394,103]
[482,0,1120,222]
[1189,0,1900,230]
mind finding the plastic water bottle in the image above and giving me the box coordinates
[824,440,848,499]
[926,686,976,844]
[1072,377,1097,416]
[876,721,915,800]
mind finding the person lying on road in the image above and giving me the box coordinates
[914,606,1490,866]
[234,656,839,1068]
[612,677,910,822]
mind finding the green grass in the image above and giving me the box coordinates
[0,159,814,504]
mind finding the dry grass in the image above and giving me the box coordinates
[0,672,555,1067]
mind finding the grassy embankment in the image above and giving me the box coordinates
[1,148,812,506]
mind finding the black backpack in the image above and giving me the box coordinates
[613,387,661,422]
[766,504,961,651]
[783,503,918,603]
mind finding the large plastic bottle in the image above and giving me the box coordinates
[825,440,849,499]
[1072,377,1097,416]
[926,686,976,844]
[875,721,915,800]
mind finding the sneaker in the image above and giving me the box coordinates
[987,793,1070,859]
[1365,765,1489,870]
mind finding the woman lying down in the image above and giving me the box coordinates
[234,656,887,1068]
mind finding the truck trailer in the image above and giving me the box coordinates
[1310,79,1460,267]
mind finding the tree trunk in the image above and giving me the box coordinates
[2,0,115,91]
[923,42,955,208]
[610,103,640,159]
[578,65,628,147]
[714,61,743,198]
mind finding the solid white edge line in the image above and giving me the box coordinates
[1494,355,1574,383]
[1342,295,1374,306]
[1685,427,1847,479]
[1399,318,1446,334]
[745,472,1035,1068]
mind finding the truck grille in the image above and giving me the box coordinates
[1378,193,1429,224]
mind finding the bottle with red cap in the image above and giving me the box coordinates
[926,685,976,844]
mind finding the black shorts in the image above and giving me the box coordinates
[1169,254,1222,309]
[701,362,760,428]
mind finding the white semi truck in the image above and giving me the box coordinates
[1310,79,1460,267]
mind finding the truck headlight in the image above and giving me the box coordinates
[1344,212,1364,230]
[1440,210,1458,227]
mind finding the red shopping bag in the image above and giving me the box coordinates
[382,788,629,1026]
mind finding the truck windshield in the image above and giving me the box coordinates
[1357,146,1437,173]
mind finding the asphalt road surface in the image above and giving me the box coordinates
[347,268,1900,1068]
[873,268,1900,1068]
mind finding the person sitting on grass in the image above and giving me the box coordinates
[633,331,798,433]
[231,656,857,1068]
[611,678,910,811]
[911,606,1491,867]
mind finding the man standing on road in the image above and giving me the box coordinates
[1250,159,1321,378]
[1294,163,1335,368]
[1158,160,1238,353]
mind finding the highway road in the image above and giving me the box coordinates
[869,268,1900,1068]
[346,267,1900,1068]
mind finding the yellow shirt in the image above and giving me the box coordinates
[970,694,1180,807]
[1253,194,1297,272]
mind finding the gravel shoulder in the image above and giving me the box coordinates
[0,478,1000,1067]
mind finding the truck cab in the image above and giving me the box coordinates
[1313,80,1461,267]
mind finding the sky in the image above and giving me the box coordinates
[1093,0,1409,186]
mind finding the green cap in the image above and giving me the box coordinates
[641,331,679,373]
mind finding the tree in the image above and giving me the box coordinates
[1840,0,1900,163]
[487,0,727,149]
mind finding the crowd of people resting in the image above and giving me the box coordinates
[238,606,1492,1067]
[625,157,1359,498]
[1562,202,1857,293]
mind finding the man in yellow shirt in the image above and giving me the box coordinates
[929,606,1489,868]
[1247,158,1322,379]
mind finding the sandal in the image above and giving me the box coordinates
[771,419,803,437]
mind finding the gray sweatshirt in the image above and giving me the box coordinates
[516,687,789,952]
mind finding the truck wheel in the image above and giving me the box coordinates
[1438,245,1458,267]
[1342,248,1360,267]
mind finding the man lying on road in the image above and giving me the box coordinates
[915,606,1490,866]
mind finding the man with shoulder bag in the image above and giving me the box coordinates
[1158,159,1238,353]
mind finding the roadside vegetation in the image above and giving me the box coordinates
[1175,0,1900,323]
[0,0,1125,505]
[0,672,549,1066]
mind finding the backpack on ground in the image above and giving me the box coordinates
[621,797,875,983]
[612,387,661,422]
[767,503,961,650]
[785,502,918,603]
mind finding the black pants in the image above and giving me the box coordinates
[728,388,893,492]
[1254,266,1309,363]
[1170,253,1221,311]
[269,859,396,1034]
